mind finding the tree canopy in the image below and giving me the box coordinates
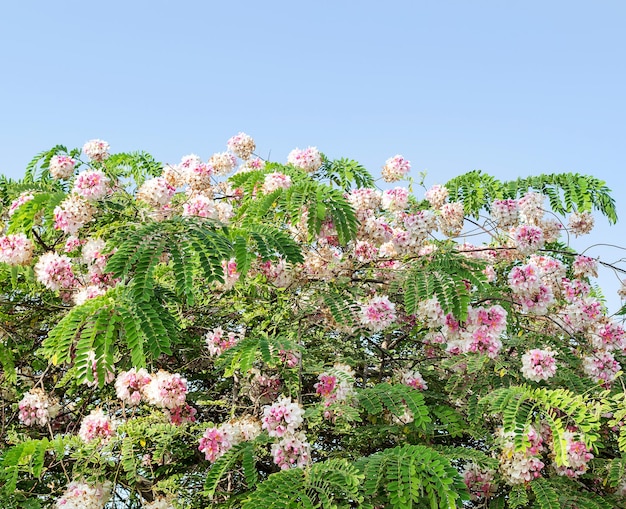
[1,134,626,508]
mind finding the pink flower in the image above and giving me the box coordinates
[227,132,256,160]
[381,187,409,212]
[263,172,292,193]
[49,155,77,179]
[287,146,322,173]
[8,192,34,216]
[206,327,241,356]
[55,480,112,508]
[554,431,594,477]
[568,211,595,236]
[82,139,110,161]
[115,368,152,406]
[271,432,311,469]
[78,409,115,442]
[261,396,305,438]
[424,184,449,209]
[438,202,465,237]
[54,195,95,234]
[34,252,76,290]
[463,463,495,499]
[573,255,598,279]
[18,388,59,426]
[521,348,557,382]
[513,224,544,255]
[137,177,176,207]
[198,426,233,462]
[347,188,382,211]
[491,199,519,227]
[144,371,188,409]
[381,154,410,182]
[0,233,34,266]
[583,350,620,385]
[72,170,110,201]
[401,370,428,390]
[360,295,396,331]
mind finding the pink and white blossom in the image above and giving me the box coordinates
[115,368,152,406]
[227,132,256,160]
[261,396,305,438]
[34,252,76,290]
[424,184,449,210]
[137,177,176,208]
[8,192,34,216]
[360,295,396,331]
[144,371,188,409]
[271,432,311,469]
[521,348,557,382]
[49,155,77,179]
[287,146,322,173]
[55,480,111,509]
[381,154,410,182]
[0,233,34,266]
[73,170,110,200]
[82,139,110,161]
[198,426,233,462]
[263,172,292,193]
[18,388,59,426]
[78,408,115,443]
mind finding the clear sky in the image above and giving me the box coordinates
[1,1,625,309]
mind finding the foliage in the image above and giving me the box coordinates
[1,135,626,509]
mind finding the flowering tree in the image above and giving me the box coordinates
[1,134,626,508]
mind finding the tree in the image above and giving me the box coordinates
[0,134,625,508]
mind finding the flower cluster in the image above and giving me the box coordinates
[554,431,594,478]
[462,463,496,499]
[144,370,188,410]
[262,396,305,438]
[73,170,110,201]
[263,172,292,193]
[0,233,34,266]
[400,369,428,390]
[137,177,176,208]
[54,195,95,234]
[206,327,242,356]
[381,154,410,182]
[568,211,595,236]
[34,252,76,290]
[55,481,111,509]
[198,426,233,462]
[424,184,449,209]
[78,409,116,443]
[227,132,256,160]
[360,295,396,331]
[114,368,152,406]
[271,432,311,470]
[49,155,77,179]
[8,191,34,216]
[520,348,557,382]
[498,426,545,484]
[315,364,355,407]
[18,388,60,426]
[287,146,322,173]
[82,139,110,161]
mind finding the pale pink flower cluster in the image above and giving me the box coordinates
[0,233,34,266]
[208,152,238,176]
[144,370,188,409]
[518,192,544,224]
[167,403,197,425]
[137,177,176,208]
[561,297,604,333]
[82,139,110,161]
[198,426,233,462]
[228,132,256,160]
[263,172,292,193]
[261,396,305,438]
[219,258,240,290]
[238,157,266,173]
[381,187,409,212]
[416,297,444,328]
[562,278,591,302]
[271,431,311,470]
[508,262,555,315]
[554,431,594,478]
[183,157,213,191]
[64,236,83,253]
[568,211,595,236]
[445,305,507,358]
[287,146,322,173]
[498,427,545,485]
[73,170,110,201]
[54,195,95,234]
[346,188,381,211]
[18,388,59,426]
[78,408,115,443]
[55,481,111,509]
[402,211,437,241]
[8,191,34,216]
[249,371,282,404]
[619,280,626,300]
[424,184,449,209]
[572,255,598,279]
[360,295,396,332]
[73,285,106,306]
[49,155,77,179]
[34,252,76,290]
[521,348,557,382]
[491,199,519,227]
[315,364,355,406]
[114,368,152,406]
[513,224,544,255]
[279,349,300,368]
[583,351,621,386]
[462,463,496,499]
[182,194,218,219]
[528,254,566,288]
[354,240,378,263]
[258,259,292,288]
[591,320,626,351]
[206,327,241,356]
[221,416,262,444]
[438,202,465,237]
[381,154,410,182]
[401,369,428,390]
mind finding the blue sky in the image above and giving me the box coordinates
[1,1,625,309]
